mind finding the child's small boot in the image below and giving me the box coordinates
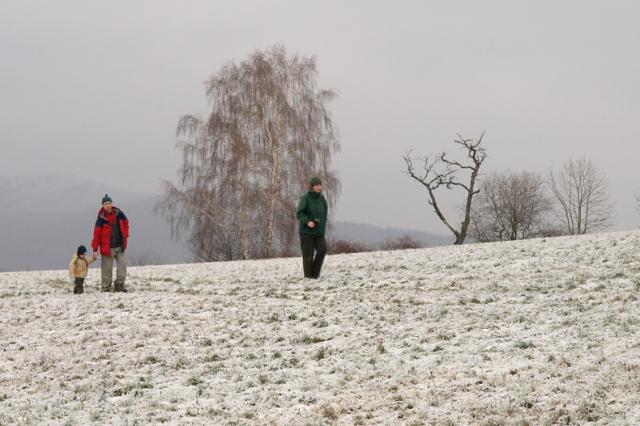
[74,278,84,294]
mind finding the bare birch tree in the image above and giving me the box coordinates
[404,133,487,245]
[548,157,613,235]
[157,115,249,261]
[158,45,340,261]
[470,170,552,242]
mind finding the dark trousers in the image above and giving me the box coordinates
[300,234,327,278]
[73,277,85,294]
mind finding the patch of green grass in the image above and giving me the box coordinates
[514,340,536,350]
[203,353,222,362]
[300,335,325,344]
[173,357,189,370]
[139,355,159,365]
[266,313,280,323]
[314,348,327,361]
[112,377,152,397]
[313,319,328,328]
[207,362,225,374]
[265,288,288,298]
[321,405,338,421]
[288,357,300,367]
[408,297,425,306]
[187,376,204,386]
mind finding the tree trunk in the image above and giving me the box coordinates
[262,120,283,258]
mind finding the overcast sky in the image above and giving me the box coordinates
[1,0,639,235]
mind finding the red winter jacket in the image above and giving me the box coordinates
[91,207,129,256]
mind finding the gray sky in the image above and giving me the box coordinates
[1,0,639,235]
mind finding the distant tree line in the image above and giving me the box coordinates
[159,44,627,260]
[405,135,615,244]
[329,234,424,254]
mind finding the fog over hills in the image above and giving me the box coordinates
[328,222,451,247]
[0,175,449,271]
[0,175,191,271]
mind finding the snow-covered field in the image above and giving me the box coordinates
[1,231,640,425]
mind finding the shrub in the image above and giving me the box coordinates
[380,235,423,250]
[329,239,369,254]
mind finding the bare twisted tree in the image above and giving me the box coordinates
[404,133,487,245]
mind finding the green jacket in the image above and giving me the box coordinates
[296,191,328,236]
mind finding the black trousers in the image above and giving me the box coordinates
[73,277,85,294]
[300,234,327,278]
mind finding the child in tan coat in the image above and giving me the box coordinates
[68,245,96,294]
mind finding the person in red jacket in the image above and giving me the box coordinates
[92,194,130,292]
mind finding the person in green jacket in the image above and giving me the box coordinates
[296,176,328,279]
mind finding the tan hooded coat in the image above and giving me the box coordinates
[68,254,97,279]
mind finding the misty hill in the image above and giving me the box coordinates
[0,175,449,271]
[0,175,191,271]
[329,221,451,247]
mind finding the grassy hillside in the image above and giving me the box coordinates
[1,231,640,424]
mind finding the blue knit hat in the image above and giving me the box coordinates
[77,245,87,256]
[101,194,112,204]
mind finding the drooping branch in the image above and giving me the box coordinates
[404,153,460,240]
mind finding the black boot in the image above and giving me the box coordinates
[311,237,327,279]
[302,257,314,278]
[114,283,128,293]
[73,278,84,294]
